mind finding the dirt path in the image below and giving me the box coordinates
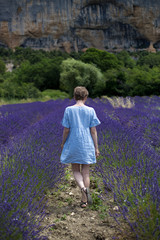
[40,167,134,240]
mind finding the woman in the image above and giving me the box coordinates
[60,86,101,208]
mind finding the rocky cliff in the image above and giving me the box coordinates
[0,0,160,52]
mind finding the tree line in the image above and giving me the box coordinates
[0,47,160,99]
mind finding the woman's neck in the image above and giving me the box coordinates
[75,100,85,106]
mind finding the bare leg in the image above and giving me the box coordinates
[81,164,93,205]
[81,164,90,188]
[71,163,87,204]
[71,163,85,189]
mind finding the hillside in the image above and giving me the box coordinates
[0,0,160,52]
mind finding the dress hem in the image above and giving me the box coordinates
[60,161,96,165]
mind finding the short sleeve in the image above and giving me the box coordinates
[90,109,101,127]
[61,108,70,128]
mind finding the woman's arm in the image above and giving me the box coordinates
[61,127,70,149]
[90,126,100,157]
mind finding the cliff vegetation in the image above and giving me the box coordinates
[0,47,160,100]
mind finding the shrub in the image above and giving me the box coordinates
[60,58,105,97]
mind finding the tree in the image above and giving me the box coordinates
[0,78,41,99]
[137,53,160,68]
[0,59,6,74]
[116,50,135,68]
[104,69,127,96]
[125,67,154,96]
[15,57,62,90]
[60,58,105,97]
[80,48,121,72]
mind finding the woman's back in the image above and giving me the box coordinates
[60,104,100,164]
[62,105,99,129]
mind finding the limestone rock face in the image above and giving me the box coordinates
[0,0,160,52]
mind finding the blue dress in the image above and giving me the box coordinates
[60,105,101,164]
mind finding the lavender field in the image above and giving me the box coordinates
[0,97,160,239]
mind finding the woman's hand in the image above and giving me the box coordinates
[61,144,64,150]
[95,148,100,158]
[90,127,100,158]
[61,128,70,151]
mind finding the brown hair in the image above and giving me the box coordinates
[74,86,89,100]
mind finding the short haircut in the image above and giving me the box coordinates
[74,86,89,100]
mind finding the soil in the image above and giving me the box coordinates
[39,166,135,240]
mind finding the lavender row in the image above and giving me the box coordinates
[0,101,69,239]
[0,100,66,147]
[87,97,160,239]
[1,97,160,239]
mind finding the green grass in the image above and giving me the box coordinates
[42,89,69,99]
[89,174,108,220]
[0,89,69,105]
